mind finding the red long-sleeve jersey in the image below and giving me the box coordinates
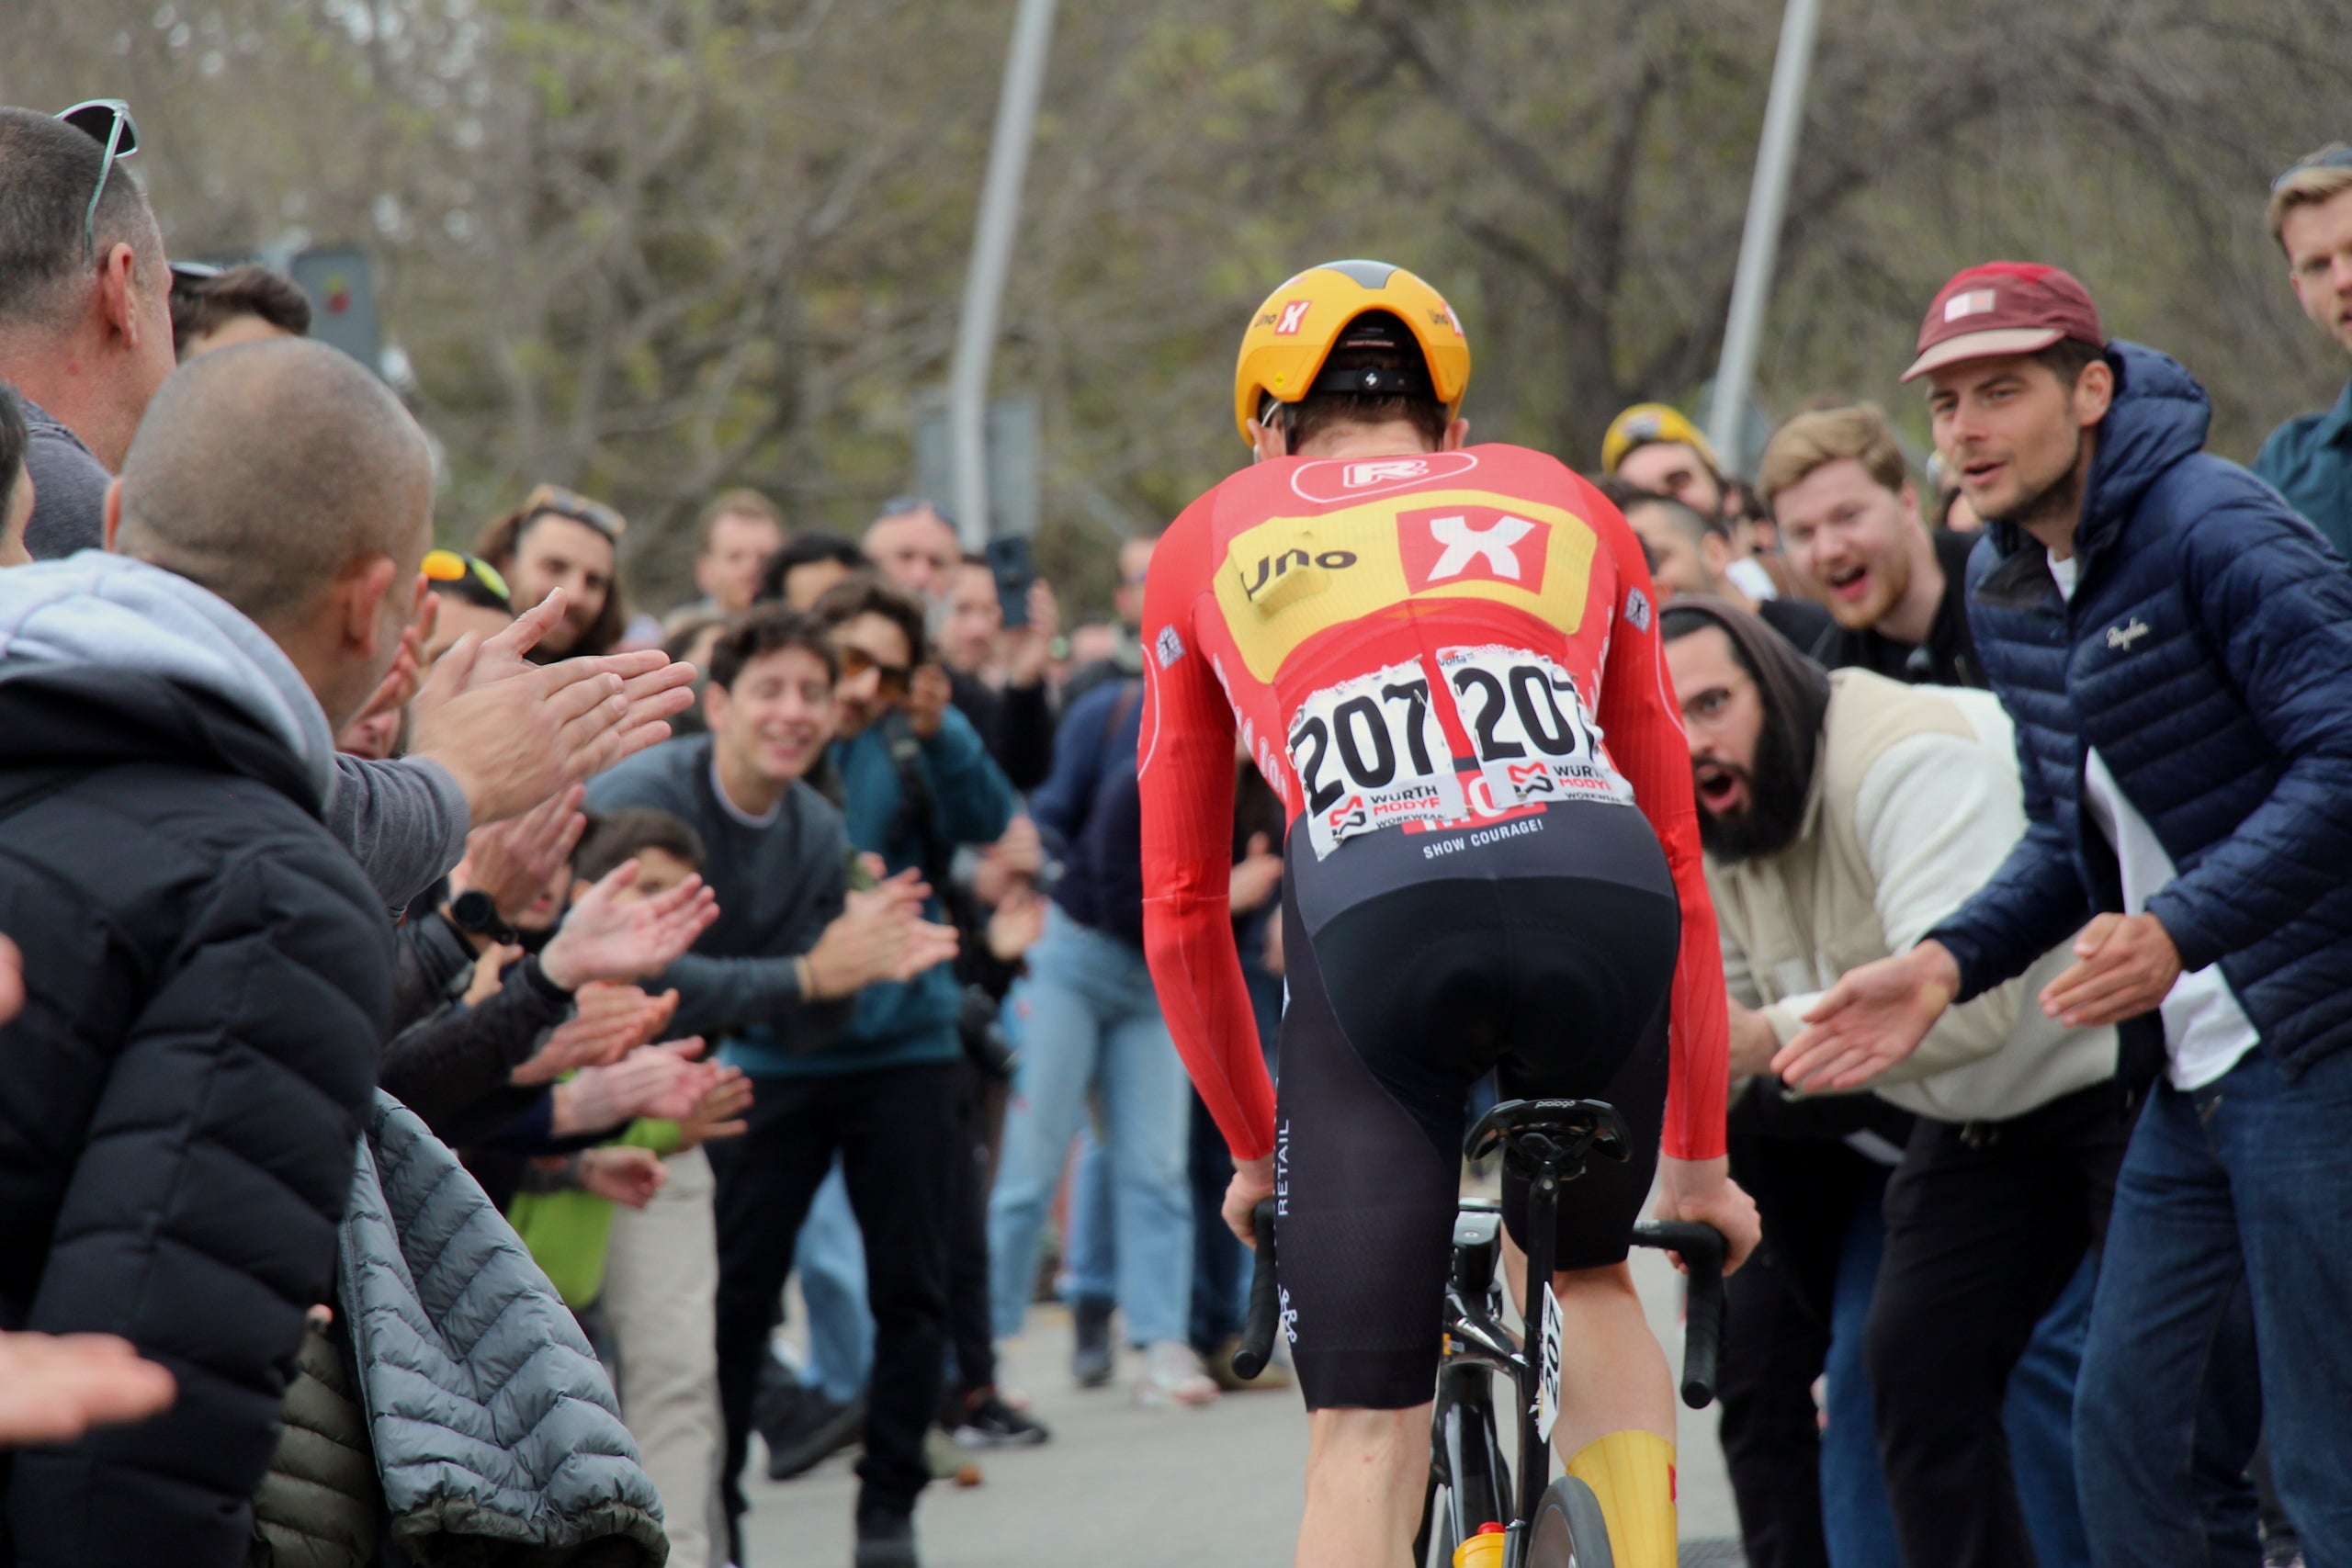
[1137,443,1729,1164]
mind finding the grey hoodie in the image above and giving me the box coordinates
[0,551,468,904]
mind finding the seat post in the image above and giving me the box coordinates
[1515,1147,1567,1533]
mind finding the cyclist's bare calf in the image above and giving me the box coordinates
[1298,1406,1428,1568]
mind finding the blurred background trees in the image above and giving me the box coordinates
[9,0,2346,611]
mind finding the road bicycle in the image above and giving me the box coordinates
[1238,1097,1725,1568]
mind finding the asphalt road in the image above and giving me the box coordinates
[741,1243,1744,1567]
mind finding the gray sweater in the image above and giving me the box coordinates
[586,734,856,1056]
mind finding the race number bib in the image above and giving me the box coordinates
[1437,645,1634,810]
[1287,660,1467,859]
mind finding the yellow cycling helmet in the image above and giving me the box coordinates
[1233,259,1471,446]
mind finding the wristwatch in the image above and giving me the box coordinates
[447,888,520,946]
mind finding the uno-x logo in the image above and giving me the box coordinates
[1273,299,1312,335]
[1396,503,1550,593]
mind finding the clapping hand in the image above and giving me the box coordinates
[450,785,587,925]
[512,984,679,1085]
[575,1145,667,1210]
[537,860,720,991]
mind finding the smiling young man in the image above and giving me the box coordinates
[1141,262,1757,1568]
[1759,403,1984,688]
[2255,144,2352,563]
[1783,261,2352,1567]
[585,602,962,1568]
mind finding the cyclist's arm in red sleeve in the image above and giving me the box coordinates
[1137,505,1276,1161]
[1589,500,1731,1162]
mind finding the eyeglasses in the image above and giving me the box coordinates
[520,482,628,541]
[2273,144,2352,194]
[834,643,911,698]
[56,99,139,261]
[422,547,512,604]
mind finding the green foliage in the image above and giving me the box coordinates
[13,0,2349,614]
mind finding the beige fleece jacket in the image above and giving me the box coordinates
[1708,669,2115,1123]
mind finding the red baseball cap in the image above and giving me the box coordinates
[1901,262,2104,382]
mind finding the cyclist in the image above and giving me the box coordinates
[1138,260,1759,1568]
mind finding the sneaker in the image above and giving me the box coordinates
[951,1387,1053,1448]
[1136,1339,1220,1407]
[853,1508,919,1568]
[762,1389,865,1481]
[1204,1332,1295,1393]
[1070,1295,1115,1389]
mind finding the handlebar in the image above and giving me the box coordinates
[1232,1198,1282,1382]
[1630,1219,1726,1409]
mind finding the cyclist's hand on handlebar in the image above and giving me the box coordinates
[1223,1155,1275,1248]
[1775,941,1961,1093]
[1653,1156,1759,1276]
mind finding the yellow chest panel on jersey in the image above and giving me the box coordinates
[1210,488,1600,682]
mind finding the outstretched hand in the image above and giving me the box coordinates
[512,984,679,1085]
[576,1145,667,1210]
[450,785,587,924]
[1772,942,1962,1094]
[537,860,720,992]
[409,590,699,826]
[0,1331,175,1447]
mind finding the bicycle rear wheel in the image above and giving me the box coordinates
[1523,1474,1614,1568]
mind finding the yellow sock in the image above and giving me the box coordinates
[1565,1428,1678,1568]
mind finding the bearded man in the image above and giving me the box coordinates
[1665,596,2124,1568]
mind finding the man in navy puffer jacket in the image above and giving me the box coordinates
[1777,264,2352,1568]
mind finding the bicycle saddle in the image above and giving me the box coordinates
[1463,1098,1633,1177]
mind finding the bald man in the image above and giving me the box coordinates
[0,338,429,1564]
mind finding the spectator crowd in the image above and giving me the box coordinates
[3,91,2351,1568]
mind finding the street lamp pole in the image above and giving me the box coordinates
[946,0,1058,548]
[1706,0,1823,470]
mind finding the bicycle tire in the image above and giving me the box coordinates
[1524,1475,1614,1568]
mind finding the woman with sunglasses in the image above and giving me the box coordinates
[476,484,630,662]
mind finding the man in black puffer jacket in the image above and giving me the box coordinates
[0,340,436,1568]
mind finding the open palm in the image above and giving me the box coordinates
[539,861,720,991]
[1772,950,1952,1093]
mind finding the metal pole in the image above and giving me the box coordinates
[946,0,1058,548]
[1706,0,1824,468]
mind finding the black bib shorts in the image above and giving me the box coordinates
[1272,798,1680,1411]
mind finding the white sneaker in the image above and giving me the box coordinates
[1136,1340,1220,1407]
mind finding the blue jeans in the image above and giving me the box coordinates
[1062,1127,1115,1303]
[793,1160,872,1404]
[1823,1183,1901,1568]
[988,908,1194,1347]
[2078,1045,2352,1568]
[2008,1259,2094,1568]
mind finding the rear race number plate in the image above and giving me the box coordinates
[1288,659,1467,859]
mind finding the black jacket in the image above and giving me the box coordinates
[0,665,390,1568]
[1808,526,1986,688]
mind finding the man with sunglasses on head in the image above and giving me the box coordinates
[0,103,175,561]
[2256,143,2352,566]
[0,104,698,923]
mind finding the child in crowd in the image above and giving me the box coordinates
[509,807,749,1568]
